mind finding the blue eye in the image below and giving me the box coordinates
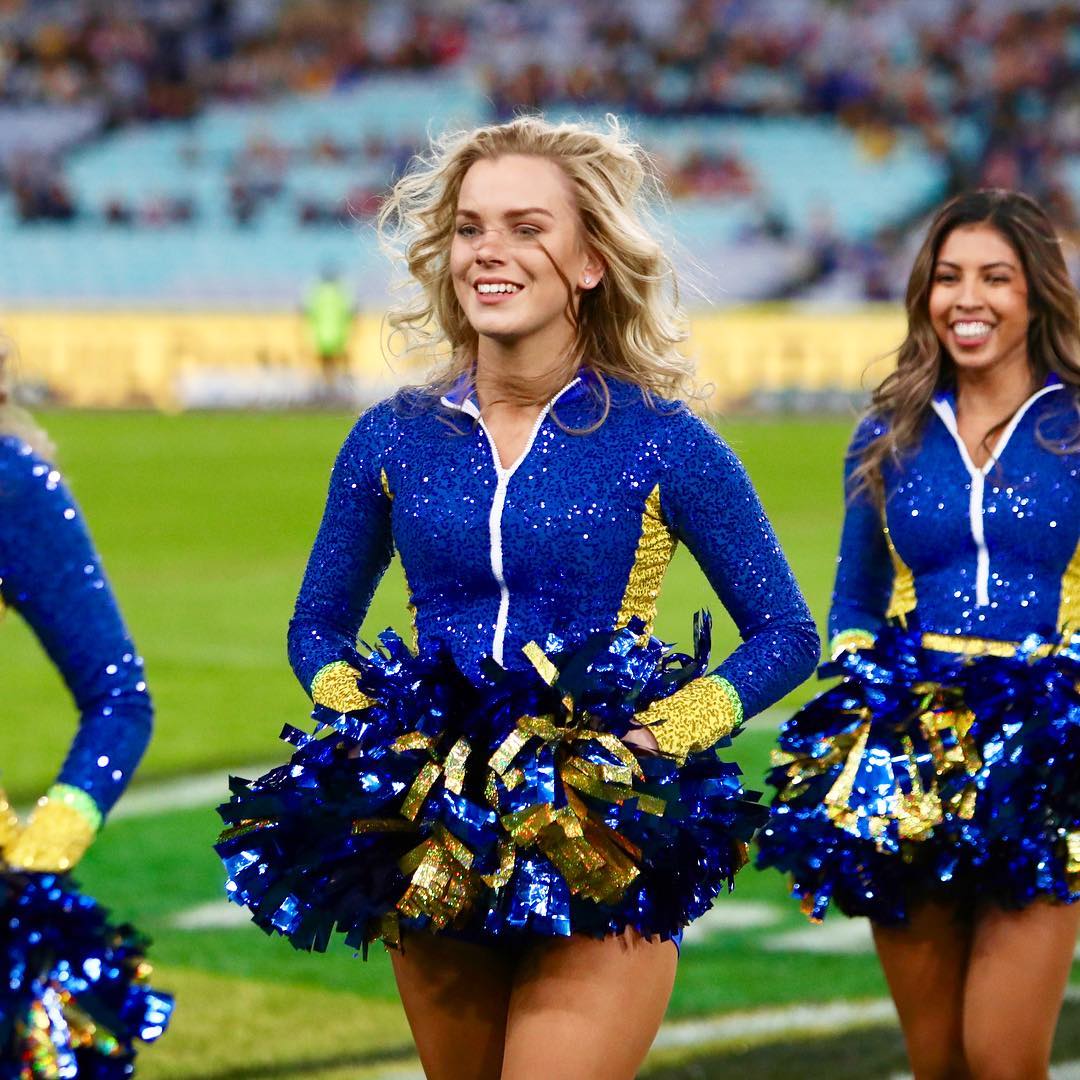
[456,224,480,237]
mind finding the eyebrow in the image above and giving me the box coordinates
[935,259,1018,271]
[455,206,556,219]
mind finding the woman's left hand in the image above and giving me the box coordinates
[622,724,660,755]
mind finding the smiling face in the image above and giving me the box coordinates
[929,223,1032,383]
[450,154,602,363]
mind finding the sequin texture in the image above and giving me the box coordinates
[288,373,819,755]
[0,436,152,818]
[759,383,1080,922]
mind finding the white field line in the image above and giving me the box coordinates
[109,764,276,820]
[681,901,782,944]
[653,996,897,1052]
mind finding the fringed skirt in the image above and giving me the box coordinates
[1,870,173,1079]
[216,617,765,954]
[756,627,1080,924]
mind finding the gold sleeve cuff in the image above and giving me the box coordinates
[310,660,373,713]
[640,675,743,763]
[0,789,22,858]
[828,628,877,658]
[7,784,101,872]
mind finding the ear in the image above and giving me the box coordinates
[579,254,606,291]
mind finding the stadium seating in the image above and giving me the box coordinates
[0,74,949,307]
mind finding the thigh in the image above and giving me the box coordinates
[962,899,1080,1080]
[872,901,973,1079]
[500,931,678,1080]
[390,931,517,1080]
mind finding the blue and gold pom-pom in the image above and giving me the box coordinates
[217,614,764,952]
[1,870,173,1078]
[756,625,1080,923]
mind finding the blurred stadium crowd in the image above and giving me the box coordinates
[1,0,1079,304]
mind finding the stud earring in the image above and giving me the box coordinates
[584,275,592,285]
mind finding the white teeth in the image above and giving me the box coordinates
[953,321,992,339]
[476,282,520,294]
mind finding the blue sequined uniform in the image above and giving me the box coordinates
[289,374,818,730]
[0,436,151,817]
[757,381,1080,922]
[0,435,170,1077]
[219,373,818,950]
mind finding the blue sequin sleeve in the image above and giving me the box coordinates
[0,438,152,816]
[287,404,395,695]
[828,416,894,648]
[658,407,820,716]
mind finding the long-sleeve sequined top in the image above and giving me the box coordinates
[830,380,1080,654]
[0,435,152,818]
[289,373,819,756]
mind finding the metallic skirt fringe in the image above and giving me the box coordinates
[756,627,1080,923]
[217,617,765,953]
[1,870,173,1079]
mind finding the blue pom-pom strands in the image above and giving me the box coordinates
[0,870,173,1079]
[756,625,1080,924]
[217,615,765,954]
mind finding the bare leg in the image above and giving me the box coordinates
[872,901,974,1079]
[500,931,678,1080]
[962,899,1080,1080]
[390,932,516,1080]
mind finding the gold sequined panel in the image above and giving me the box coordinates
[882,513,916,623]
[1057,536,1080,637]
[921,632,1040,658]
[310,660,373,712]
[380,467,418,648]
[615,484,677,636]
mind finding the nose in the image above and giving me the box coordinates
[955,273,985,311]
[473,226,506,265]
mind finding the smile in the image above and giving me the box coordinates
[475,282,521,295]
[951,320,994,340]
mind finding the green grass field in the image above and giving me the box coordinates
[5,411,1075,1079]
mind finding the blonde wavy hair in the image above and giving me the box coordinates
[376,114,694,416]
[0,339,53,458]
[851,189,1080,504]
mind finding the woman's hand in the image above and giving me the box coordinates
[622,724,660,755]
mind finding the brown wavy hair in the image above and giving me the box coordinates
[851,189,1080,503]
[376,114,693,420]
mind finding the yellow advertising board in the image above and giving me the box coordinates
[1,307,906,409]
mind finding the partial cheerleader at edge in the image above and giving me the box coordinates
[1,827,173,1080]
[217,615,766,953]
[756,623,1080,924]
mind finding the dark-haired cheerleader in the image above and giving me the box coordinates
[217,114,818,1080]
[0,355,172,1077]
[758,189,1080,1080]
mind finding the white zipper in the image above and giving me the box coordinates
[930,383,1062,607]
[442,377,581,665]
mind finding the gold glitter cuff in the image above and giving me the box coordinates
[829,629,877,658]
[7,784,101,872]
[641,675,743,762]
[0,789,22,858]
[310,661,373,713]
